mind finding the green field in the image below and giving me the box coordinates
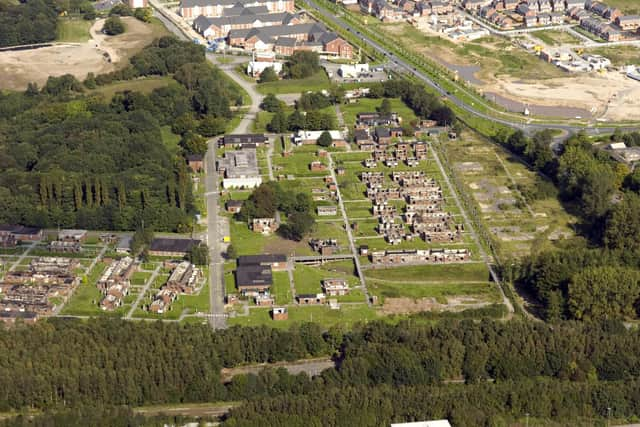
[56,18,92,43]
[606,0,640,13]
[368,279,499,303]
[272,271,292,304]
[365,262,490,283]
[586,45,640,66]
[293,263,360,295]
[91,77,175,100]
[61,263,109,316]
[533,30,582,46]
[256,71,331,94]
[228,304,380,329]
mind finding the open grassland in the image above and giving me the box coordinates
[228,304,380,329]
[365,262,490,283]
[256,71,331,94]
[91,76,175,100]
[56,18,92,43]
[606,0,640,13]
[381,23,565,82]
[443,130,578,258]
[368,279,500,303]
[586,45,640,66]
[293,263,360,295]
[533,30,582,46]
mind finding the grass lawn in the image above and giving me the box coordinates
[91,76,175,100]
[256,71,331,94]
[273,150,329,177]
[228,304,380,329]
[365,262,491,283]
[56,18,92,42]
[368,278,499,303]
[587,45,640,66]
[341,98,417,127]
[606,0,640,13]
[229,220,313,256]
[160,125,181,156]
[61,263,109,316]
[272,271,292,304]
[533,30,582,46]
[131,271,151,286]
[293,263,359,295]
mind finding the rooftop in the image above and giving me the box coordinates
[149,238,201,253]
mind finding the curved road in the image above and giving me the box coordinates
[304,0,638,136]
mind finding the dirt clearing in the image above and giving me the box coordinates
[0,17,164,91]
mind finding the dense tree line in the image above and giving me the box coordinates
[3,319,640,425]
[223,380,640,427]
[366,79,456,126]
[0,0,58,47]
[0,407,204,427]
[0,37,243,231]
[495,129,640,321]
[0,319,328,411]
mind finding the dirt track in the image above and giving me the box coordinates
[0,17,156,91]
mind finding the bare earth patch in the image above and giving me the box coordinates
[0,17,157,91]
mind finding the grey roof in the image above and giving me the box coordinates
[181,0,270,8]
[222,134,268,145]
[150,238,201,253]
[236,265,272,287]
[375,127,392,138]
[199,12,296,29]
[237,254,287,265]
[222,5,269,16]
[229,22,326,41]
[276,37,297,47]
[317,31,339,44]
[193,15,212,31]
[116,235,132,250]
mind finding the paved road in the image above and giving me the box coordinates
[207,53,264,135]
[327,153,371,306]
[204,137,228,330]
[303,0,639,136]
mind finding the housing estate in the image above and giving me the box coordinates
[180,0,295,19]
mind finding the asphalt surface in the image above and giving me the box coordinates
[303,0,639,137]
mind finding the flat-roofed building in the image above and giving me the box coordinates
[217,149,263,189]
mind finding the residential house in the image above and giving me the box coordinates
[321,279,350,296]
[179,0,295,19]
[310,239,339,255]
[616,15,640,31]
[374,127,393,145]
[252,218,278,234]
[310,161,327,171]
[226,199,244,213]
[317,205,338,216]
[186,154,204,172]
[296,293,326,304]
[193,10,301,40]
[58,229,87,243]
[271,306,288,320]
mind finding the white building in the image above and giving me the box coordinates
[217,149,263,189]
[293,130,344,145]
[338,63,370,78]
[247,61,284,77]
